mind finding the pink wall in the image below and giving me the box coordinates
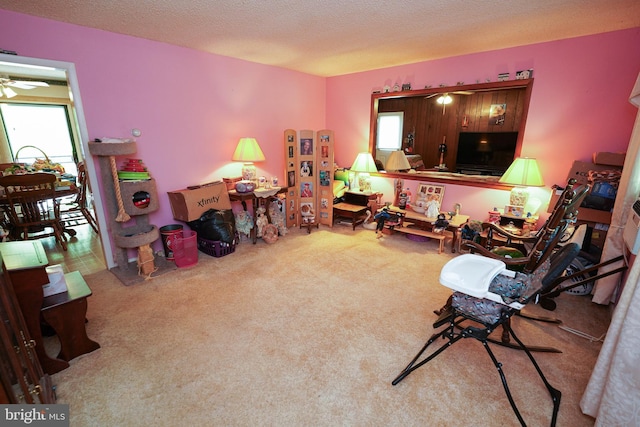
[327,28,640,220]
[0,9,325,258]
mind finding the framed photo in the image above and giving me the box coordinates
[505,204,525,218]
[300,182,313,198]
[300,138,313,156]
[300,161,313,177]
[489,104,506,125]
[416,183,445,217]
[417,184,445,202]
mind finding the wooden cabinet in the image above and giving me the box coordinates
[0,255,55,404]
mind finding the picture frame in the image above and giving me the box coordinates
[489,103,506,125]
[417,183,445,202]
[416,183,445,216]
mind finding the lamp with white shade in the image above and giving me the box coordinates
[350,152,378,193]
[498,157,544,214]
[231,137,265,183]
[385,150,411,172]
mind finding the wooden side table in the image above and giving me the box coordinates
[333,203,369,230]
[41,271,100,361]
[333,191,376,230]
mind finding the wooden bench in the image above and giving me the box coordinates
[393,223,447,253]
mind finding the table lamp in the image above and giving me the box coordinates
[385,150,411,172]
[498,157,544,212]
[350,152,378,193]
[232,137,265,183]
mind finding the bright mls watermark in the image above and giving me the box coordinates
[1,405,69,426]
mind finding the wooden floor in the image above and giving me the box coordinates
[38,222,107,276]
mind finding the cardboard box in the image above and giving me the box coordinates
[593,152,625,167]
[548,160,622,225]
[549,192,612,224]
[566,160,621,187]
[167,181,232,222]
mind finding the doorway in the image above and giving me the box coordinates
[0,53,113,268]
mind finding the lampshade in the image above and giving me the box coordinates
[385,150,411,172]
[350,152,378,173]
[232,137,265,183]
[499,157,544,187]
[499,157,544,209]
[231,137,266,162]
[350,152,377,193]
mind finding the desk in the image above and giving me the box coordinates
[386,206,469,253]
[228,187,288,244]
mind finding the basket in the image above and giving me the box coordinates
[197,235,237,257]
[15,145,65,173]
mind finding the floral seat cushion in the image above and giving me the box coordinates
[451,258,550,324]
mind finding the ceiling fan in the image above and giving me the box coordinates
[425,90,474,114]
[0,76,49,98]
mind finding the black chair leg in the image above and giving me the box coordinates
[509,327,561,427]
[481,326,561,427]
[392,315,465,386]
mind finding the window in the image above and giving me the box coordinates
[376,112,404,150]
[0,103,78,176]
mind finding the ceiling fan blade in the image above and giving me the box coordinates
[9,80,49,89]
[452,90,474,95]
[424,93,439,99]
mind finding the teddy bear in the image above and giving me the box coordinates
[268,199,288,236]
[255,206,268,238]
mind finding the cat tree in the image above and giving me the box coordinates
[88,140,175,285]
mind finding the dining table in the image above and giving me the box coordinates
[0,178,80,239]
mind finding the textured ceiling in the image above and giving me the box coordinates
[1,0,639,77]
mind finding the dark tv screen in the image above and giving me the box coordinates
[455,132,518,175]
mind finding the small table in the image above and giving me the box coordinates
[42,271,100,361]
[228,187,288,244]
[333,191,377,230]
[333,203,369,230]
[385,206,469,253]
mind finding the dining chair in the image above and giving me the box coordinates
[0,172,68,250]
[58,162,98,233]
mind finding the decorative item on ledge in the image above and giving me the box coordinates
[232,137,265,183]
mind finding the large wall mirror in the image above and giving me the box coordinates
[368,79,534,189]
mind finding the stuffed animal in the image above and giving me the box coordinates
[255,206,268,238]
[432,213,449,233]
[268,199,288,236]
[234,210,254,241]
